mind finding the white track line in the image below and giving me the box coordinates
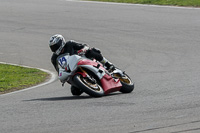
[0,62,57,96]
[65,0,200,10]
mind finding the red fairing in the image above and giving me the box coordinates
[101,74,122,94]
[78,59,122,94]
[77,59,104,69]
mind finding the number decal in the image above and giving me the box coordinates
[59,57,67,66]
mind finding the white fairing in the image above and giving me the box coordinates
[58,68,70,82]
[57,54,124,83]
[57,54,81,82]
[68,55,81,71]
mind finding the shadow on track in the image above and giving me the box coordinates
[23,93,121,102]
[23,96,92,101]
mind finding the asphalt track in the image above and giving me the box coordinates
[1,0,200,133]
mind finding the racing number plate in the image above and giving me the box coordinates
[59,56,67,68]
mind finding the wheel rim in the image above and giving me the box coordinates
[113,73,132,85]
[79,75,101,91]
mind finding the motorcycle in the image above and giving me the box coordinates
[57,53,134,97]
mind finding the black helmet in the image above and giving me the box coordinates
[49,34,66,55]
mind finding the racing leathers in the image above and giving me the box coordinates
[51,40,112,73]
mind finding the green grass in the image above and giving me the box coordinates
[0,64,49,94]
[88,0,200,7]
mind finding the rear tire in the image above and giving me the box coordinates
[73,74,104,97]
[113,73,134,93]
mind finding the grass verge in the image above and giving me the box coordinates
[0,64,49,94]
[88,0,200,7]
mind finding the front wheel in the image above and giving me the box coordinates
[73,74,104,97]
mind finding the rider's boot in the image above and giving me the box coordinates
[71,86,83,96]
[100,57,115,72]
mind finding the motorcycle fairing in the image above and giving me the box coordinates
[77,59,104,69]
[101,74,122,94]
[77,59,122,94]
[77,59,106,79]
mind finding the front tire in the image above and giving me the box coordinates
[73,74,104,97]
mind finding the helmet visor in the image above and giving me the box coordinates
[50,39,63,53]
[50,43,60,52]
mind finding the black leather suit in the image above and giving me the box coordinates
[51,40,103,73]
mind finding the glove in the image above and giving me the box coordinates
[77,46,90,56]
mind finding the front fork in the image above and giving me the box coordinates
[78,67,97,84]
[61,67,87,87]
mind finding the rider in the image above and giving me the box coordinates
[49,34,115,95]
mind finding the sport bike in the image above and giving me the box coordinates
[57,53,134,97]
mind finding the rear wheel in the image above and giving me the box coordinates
[73,74,104,97]
[113,73,134,93]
